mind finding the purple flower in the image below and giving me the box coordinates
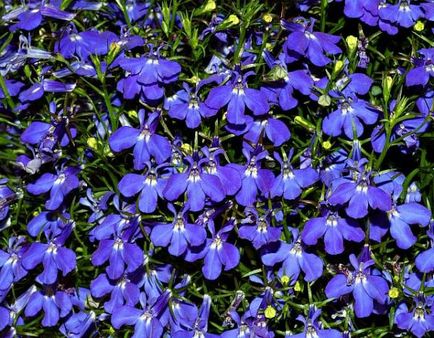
[91,231,144,280]
[406,48,434,87]
[25,285,73,327]
[328,168,392,219]
[21,229,76,285]
[270,150,318,200]
[302,209,364,255]
[379,1,423,28]
[90,273,140,314]
[163,155,226,212]
[231,145,275,207]
[243,115,291,147]
[261,232,323,282]
[165,83,217,128]
[0,179,15,222]
[370,202,431,249]
[109,110,171,169]
[286,306,343,338]
[0,237,28,291]
[238,208,281,249]
[322,96,379,139]
[325,253,389,318]
[27,166,80,211]
[186,221,240,281]
[281,18,342,66]
[395,298,434,338]
[205,71,269,125]
[59,311,96,338]
[117,48,181,101]
[150,204,207,256]
[118,165,167,213]
[111,290,171,338]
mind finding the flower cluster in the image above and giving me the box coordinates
[0,0,432,337]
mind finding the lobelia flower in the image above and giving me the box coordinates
[270,150,318,200]
[164,82,217,129]
[285,306,343,338]
[328,161,392,219]
[242,114,291,147]
[201,146,242,196]
[79,189,114,223]
[118,163,168,213]
[21,225,76,285]
[109,109,171,169]
[261,229,323,282]
[26,166,80,211]
[0,284,34,332]
[379,0,423,28]
[322,96,379,139]
[0,179,15,222]
[117,46,181,102]
[301,208,365,255]
[185,220,240,281]
[90,272,140,314]
[231,144,275,207]
[281,17,342,67]
[18,79,76,104]
[25,284,73,327]
[406,48,434,87]
[395,296,434,338]
[369,202,431,249]
[262,51,313,111]
[340,0,380,25]
[205,70,270,125]
[172,295,219,338]
[415,221,434,273]
[111,290,171,338]
[163,154,226,212]
[91,228,144,280]
[59,311,96,338]
[27,210,74,237]
[150,204,207,256]
[325,252,389,318]
[238,207,281,249]
[0,236,28,291]
[3,3,75,31]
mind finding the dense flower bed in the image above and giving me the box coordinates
[0,0,433,337]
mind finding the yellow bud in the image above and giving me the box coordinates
[203,0,216,12]
[223,14,239,27]
[281,275,290,285]
[322,140,332,150]
[333,60,344,74]
[127,110,138,119]
[388,287,399,299]
[87,137,98,150]
[393,275,400,283]
[33,210,39,216]
[263,13,273,23]
[294,281,302,292]
[264,305,276,319]
[414,21,425,32]
[265,43,274,51]
[180,143,193,155]
[188,75,201,84]
[346,35,358,52]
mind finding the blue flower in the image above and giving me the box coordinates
[27,166,80,211]
[270,150,318,200]
[286,306,343,338]
[379,1,423,28]
[109,110,171,169]
[165,83,217,129]
[150,204,207,256]
[111,290,171,338]
[322,96,379,139]
[406,48,434,87]
[0,237,28,291]
[261,230,323,282]
[205,71,269,125]
[302,209,364,255]
[163,155,226,212]
[281,17,341,66]
[325,253,389,318]
[395,298,434,338]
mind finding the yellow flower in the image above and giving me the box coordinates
[388,287,399,299]
[414,21,425,31]
[263,14,273,23]
[264,305,276,319]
